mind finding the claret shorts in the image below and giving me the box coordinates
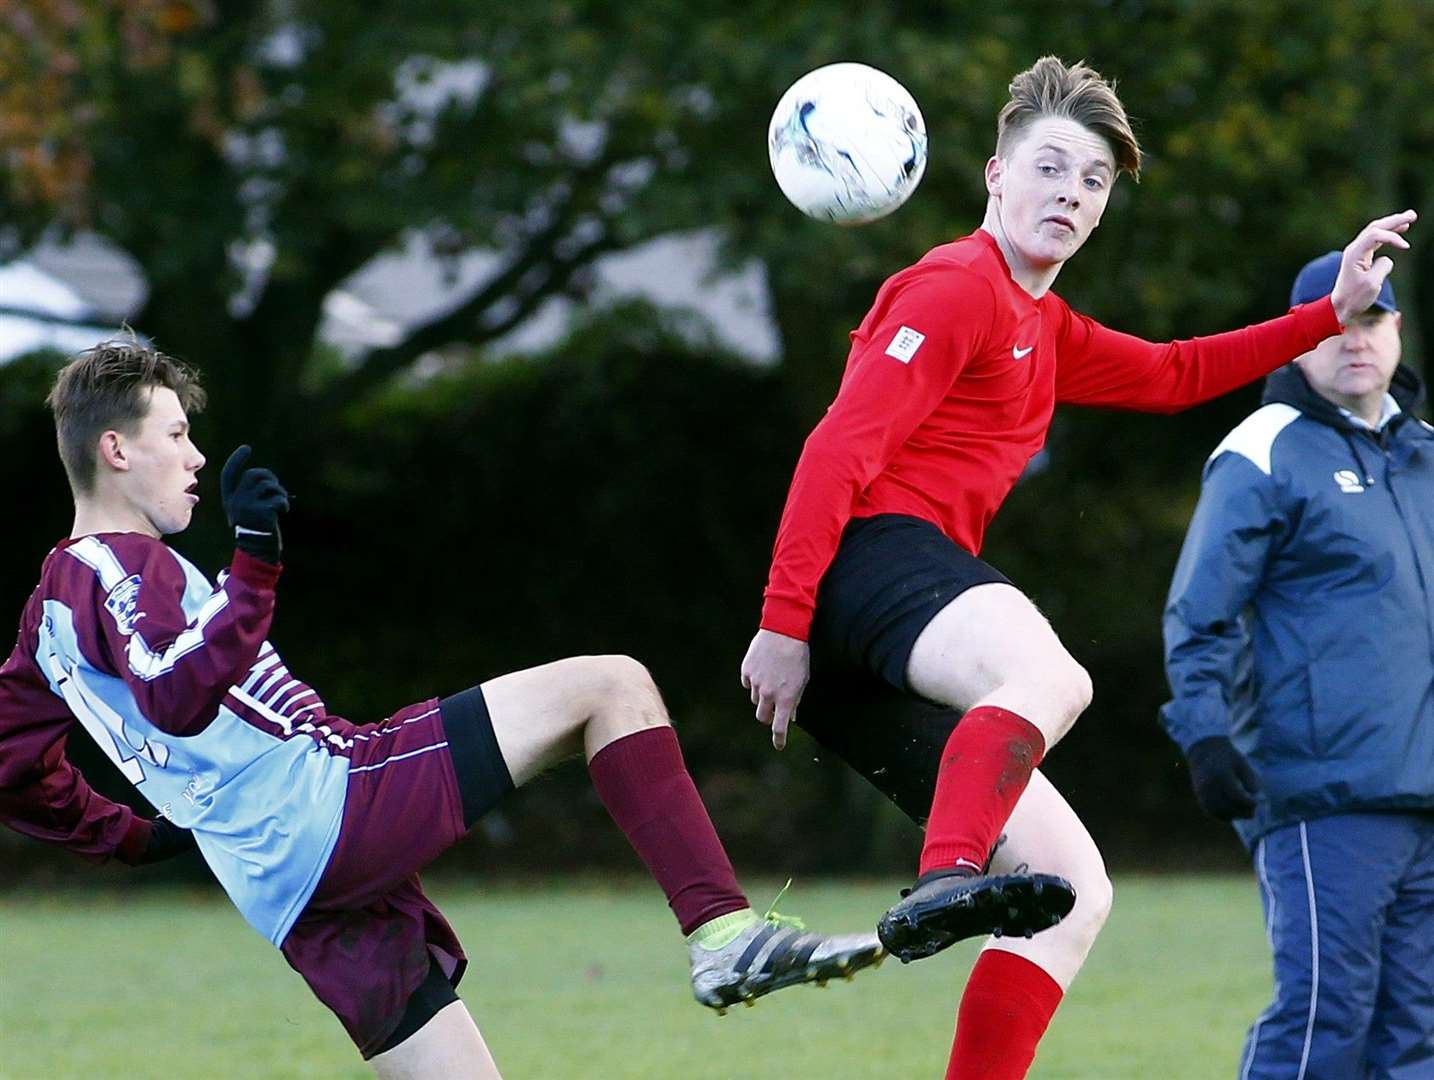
[280,686,513,1058]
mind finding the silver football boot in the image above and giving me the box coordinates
[689,888,886,1013]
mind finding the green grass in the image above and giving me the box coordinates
[0,875,1271,1079]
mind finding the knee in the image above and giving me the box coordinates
[1040,660,1092,741]
[588,654,655,693]
[1081,871,1114,933]
[1052,830,1112,940]
[988,652,1092,745]
[1070,663,1094,717]
[584,655,668,722]
[1060,870,1113,953]
[1061,660,1094,722]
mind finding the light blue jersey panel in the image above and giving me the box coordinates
[36,560,350,946]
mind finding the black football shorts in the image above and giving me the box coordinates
[809,513,1010,692]
[797,514,1011,824]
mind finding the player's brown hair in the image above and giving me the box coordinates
[46,338,206,496]
[997,56,1142,179]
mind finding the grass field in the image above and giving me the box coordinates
[0,875,1270,1079]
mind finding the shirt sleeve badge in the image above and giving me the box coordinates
[884,325,927,363]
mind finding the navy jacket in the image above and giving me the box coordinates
[1161,362,1434,845]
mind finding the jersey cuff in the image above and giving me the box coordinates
[759,596,814,642]
[1290,296,1343,342]
[116,813,152,865]
[229,548,283,588]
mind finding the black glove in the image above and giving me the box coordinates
[137,817,198,865]
[221,445,290,565]
[1185,735,1261,821]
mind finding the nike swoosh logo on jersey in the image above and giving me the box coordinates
[1012,344,1034,359]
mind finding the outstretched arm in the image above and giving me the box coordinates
[0,650,168,864]
[0,739,195,865]
[1056,210,1416,411]
[1328,210,1417,324]
[0,741,149,862]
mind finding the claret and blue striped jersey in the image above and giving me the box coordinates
[0,533,359,945]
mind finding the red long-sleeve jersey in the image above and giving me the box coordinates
[760,229,1342,641]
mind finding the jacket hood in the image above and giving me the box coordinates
[1262,360,1426,430]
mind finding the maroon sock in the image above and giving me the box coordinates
[946,950,1063,1079]
[588,726,749,935]
[919,705,1045,876]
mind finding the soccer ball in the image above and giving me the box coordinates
[768,63,928,226]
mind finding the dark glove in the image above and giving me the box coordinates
[1185,735,1261,821]
[221,445,290,565]
[137,817,198,865]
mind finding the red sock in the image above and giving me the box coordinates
[588,726,749,935]
[947,950,1063,1080]
[919,706,1045,876]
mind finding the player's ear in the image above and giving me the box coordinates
[984,156,1004,196]
[97,430,131,473]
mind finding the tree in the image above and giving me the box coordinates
[4,0,1434,870]
[5,1,1429,431]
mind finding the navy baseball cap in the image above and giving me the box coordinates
[1290,250,1398,314]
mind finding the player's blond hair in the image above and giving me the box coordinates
[997,56,1142,179]
[47,337,206,496]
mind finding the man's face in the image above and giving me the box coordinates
[986,115,1116,269]
[1297,310,1402,407]
[112,386,206,536]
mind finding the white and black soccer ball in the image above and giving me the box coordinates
[768,62,928,226]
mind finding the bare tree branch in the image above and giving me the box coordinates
[314,144,630,405]
[320,222,619,407]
